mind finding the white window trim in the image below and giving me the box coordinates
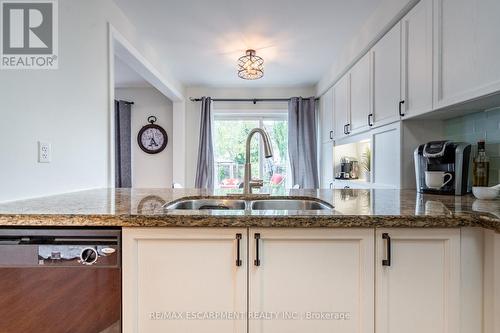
[212,108,290,189]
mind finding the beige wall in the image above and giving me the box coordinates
[0,0,183,202]
[115,87,173,188]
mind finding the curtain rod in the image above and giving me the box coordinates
[189,97,319,104]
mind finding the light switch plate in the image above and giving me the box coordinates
[38,141,51,163]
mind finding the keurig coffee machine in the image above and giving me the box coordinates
[414,140,471,195]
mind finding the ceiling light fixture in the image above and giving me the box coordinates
[237,49,264,80]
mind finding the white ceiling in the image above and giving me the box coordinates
[113,0,382,87]
[114,56,151,88]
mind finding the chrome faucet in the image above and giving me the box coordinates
[243,128,274,194]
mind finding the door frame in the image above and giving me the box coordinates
[107,23,184,188]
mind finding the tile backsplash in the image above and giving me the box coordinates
[444,107,500,185]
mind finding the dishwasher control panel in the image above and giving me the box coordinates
[0,229,120,267]
[38,245,118,266]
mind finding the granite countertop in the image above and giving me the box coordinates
[0,188,499,232]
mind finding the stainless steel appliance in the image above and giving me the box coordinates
[336,157,359,180]
[414,140,471,195]
[0,228,121,333]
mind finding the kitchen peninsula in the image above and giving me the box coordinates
[0,188,499,333]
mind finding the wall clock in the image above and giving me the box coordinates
[137,116,168,154]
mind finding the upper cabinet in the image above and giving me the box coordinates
[321,0,500,139]
[333,74,350,139]
[401,0,433,117]
[331,53,371,140]
[319,87,334,144]
[371,23,402,127]
[434,0,500,109]
[350,53,372,133]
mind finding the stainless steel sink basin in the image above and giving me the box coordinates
[165,199,246,210]
[250,199,333,210]
[165,198,333,211]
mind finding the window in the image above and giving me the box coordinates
[213,112,290,194]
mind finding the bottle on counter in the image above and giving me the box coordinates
[472,140,489,186]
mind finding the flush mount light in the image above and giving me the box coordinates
[237,49,264,80]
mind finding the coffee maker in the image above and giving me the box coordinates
[414,140,471,195]
[336,157,359,180]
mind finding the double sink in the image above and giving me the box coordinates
[165,197,333,211]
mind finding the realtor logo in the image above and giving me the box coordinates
[1,0,58,69]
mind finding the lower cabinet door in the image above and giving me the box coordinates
[249,228,374,333]
[122,228,247,333]
[375,229,460,333]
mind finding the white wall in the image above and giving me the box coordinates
[115,87,173,188]
[316,0,418,95]
[184,86,315,187]
[0,0,184,202]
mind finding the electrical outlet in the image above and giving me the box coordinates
[38,142,51,163]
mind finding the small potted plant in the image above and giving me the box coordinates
[360,147,371,182]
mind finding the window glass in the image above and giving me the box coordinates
[213,115,289,194]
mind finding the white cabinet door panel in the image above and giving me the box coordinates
[372,124,401,188]
[334,74,350,138]
[249,228,374,333]
[320,87,334,143]
[350,53,372,133]
[402,0,433,117]
[320,142,333,189]
[122,228,247,333]
[372,23,402,127]
[435,0,500,108]
[376,229,460,333]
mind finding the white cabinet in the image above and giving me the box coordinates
[249,228,374,333]
[334,74,350,139]
[401,0,433,117]
[122,227,486,333]
[319,87,334,143]
[350,53,372,133]
[434,0,500,109]
[371,23,402,127]
[375,229,461,333]
[371,123,401,188]
[484,230,500,333]
[122,228,247,333]
[319,142,333,189]
[124,228,374,333]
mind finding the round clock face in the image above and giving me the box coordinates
[137,124,168,154]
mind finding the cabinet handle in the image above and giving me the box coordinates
[236,233,242,267]
[399,100,405,117]
[329,182,333,189]
[368,113,373,127]
[382,233,391,266]
[346,123,351,135]
[329,130,334,140]
[254,233,261,266]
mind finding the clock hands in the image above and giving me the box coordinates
[149,136,158,148]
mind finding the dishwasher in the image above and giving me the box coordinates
[0,228,121,333]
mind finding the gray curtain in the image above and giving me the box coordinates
[195,97,214,189]
[288,97,319,189]
[115,100,132,188]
